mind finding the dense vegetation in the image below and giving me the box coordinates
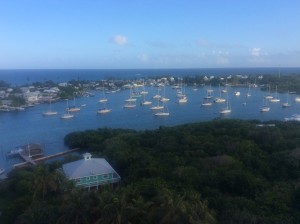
[2,119,300,223]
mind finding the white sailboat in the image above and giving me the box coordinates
[140,80,148,95]
[141,92,152,106]
[97,101,111,114]
[66,94,81,112]
[264,85,273,99]
[155,102,170,116]
[160,86,170,102]
[61,112,74,119]
[125,87,137,103]
[295,96,300,102]
[150,98,164,110]
[98,80,108,103]
[221,79,228,93]
[61,99,74,119]
[246,84,251,97]
[42,100,58,116]
[124,102,136,109]
[124,88,137,108]
[234,91,240,96]
[269,86,280,103]
[260,98,270,112]
[203,85,213,99]
[220,92,231,114]
[201,99,212,106]
[214,85,226,103]
[97,108,111,114]
[177,79,188,103]
[152,87,161,99]
[178,96,188,103]
[282,92,291,108]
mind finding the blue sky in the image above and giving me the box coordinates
[0,0,299,69]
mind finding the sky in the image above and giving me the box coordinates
[0,0,300,69]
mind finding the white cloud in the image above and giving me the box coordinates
[250,48,261,57]
[112,35,128,45]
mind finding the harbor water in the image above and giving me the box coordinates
[1,68,300,171]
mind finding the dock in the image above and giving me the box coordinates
[13,148,80,168]
[18,153,37,165]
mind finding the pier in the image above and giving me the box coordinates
[13,148,80,168]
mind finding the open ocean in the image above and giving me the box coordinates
[1,67,300,173]
[1,67,300,86]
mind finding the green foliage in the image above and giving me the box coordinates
[4,119,300,223]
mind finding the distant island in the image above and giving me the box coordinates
[1,73,300,111]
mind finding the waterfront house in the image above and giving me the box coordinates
[24,92,40,104]
[62,153,121,190]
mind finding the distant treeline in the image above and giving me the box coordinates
[2,119,300,223]
[2,73,300,93]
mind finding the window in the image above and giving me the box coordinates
[103,174,108,179]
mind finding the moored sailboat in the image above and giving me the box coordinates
[282,92,291,108]
[61,99,74,119]
[220,92,231,114]
[260,98,270,112]
[42,100,58,116]
[155,102,170,116]
[269,86,280,103]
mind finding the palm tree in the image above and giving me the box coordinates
[56,190,91,224]
[31,165,57,200]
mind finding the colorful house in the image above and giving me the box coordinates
[62,153,121,190]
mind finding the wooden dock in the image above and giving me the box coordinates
[18,153,37,165]
[13,148,80,168]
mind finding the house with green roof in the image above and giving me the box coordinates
[62,152,120,190]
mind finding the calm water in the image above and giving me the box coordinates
[1,68,300,171]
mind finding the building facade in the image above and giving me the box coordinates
[62,153,121,190]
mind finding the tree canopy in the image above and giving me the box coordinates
[2,119,300,223]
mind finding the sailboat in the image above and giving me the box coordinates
[97,100,111,114]
[125,87,137,103]
[260,98,270,112]
[269,86,280,103]
[264,84,273,99]
[124,88,137,108]
[219,92,231,114]
[42,100,58,116]
[204,87,213,99]
[123,102,136,109]
[99,81,108,103]
[66,94,81,112]
[141,91,152,106]
[61,99,74,119]
[152,87,161,99]
[140,80,148,95]
[97,107,111,114]
[178,95,188,103]
[214,85,226,103]
[282,92,291,108]
[234,91,240,96]
[155,102,170,116]
[150,98,164,110]
[221,79,228,93]
[160,86,170,102]
[246,84,251,97]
